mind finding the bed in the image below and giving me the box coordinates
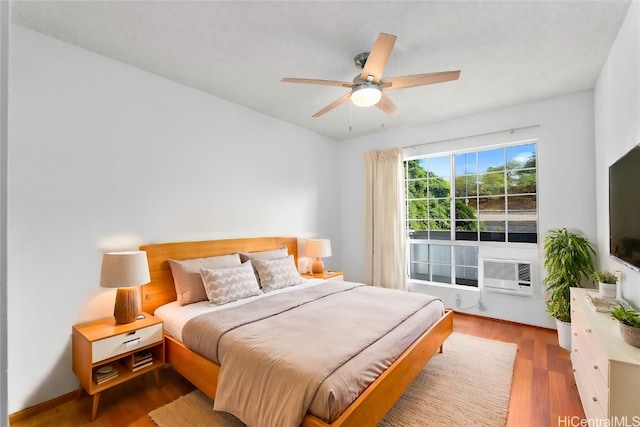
[140,236,453,427]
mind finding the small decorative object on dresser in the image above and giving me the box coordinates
[610,304,640,348]
[592,270,618,298]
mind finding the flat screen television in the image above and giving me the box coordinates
[609,144,640,271]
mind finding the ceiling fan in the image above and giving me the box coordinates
[281,32,460,118]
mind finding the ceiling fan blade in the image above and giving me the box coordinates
[312,93,352,117]
[381,70,460,91]
[360,32,397,83]
[375,93,399,116]
[281,78,355,88]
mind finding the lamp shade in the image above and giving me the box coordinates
[305,239,332,259]
[100,251,151,288]
[100,251,150,324]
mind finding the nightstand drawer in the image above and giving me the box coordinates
[92,323,162,363]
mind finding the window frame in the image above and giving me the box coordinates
[404,139,538,288]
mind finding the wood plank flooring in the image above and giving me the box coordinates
[11,312,584,427]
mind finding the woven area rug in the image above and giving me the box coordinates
[149,332,517,427]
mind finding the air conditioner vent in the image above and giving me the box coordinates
[518,263,531,282]
[480,258,534,296]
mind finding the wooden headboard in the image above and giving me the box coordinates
[139,237,298,314]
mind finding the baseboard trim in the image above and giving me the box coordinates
[452,309,555,331]
[9,390,76,424]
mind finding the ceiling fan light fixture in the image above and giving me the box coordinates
[351,84,382,107]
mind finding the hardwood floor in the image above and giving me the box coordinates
[11,312,584,427]
[454,313,585,427]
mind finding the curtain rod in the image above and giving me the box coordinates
[403,124,540,150]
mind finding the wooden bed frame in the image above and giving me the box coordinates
[140,236,453,427]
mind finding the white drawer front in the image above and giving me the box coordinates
[326,275,344,282]
[572,351,607,420]
[92,323,162,363]
[584,329,609,386]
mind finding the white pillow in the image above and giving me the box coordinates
[200,261,262,305]
[252,255,304,292]
[239,246,288,263]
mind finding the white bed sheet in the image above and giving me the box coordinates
[155,278,324,340]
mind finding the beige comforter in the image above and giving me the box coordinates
[183,281,442,427]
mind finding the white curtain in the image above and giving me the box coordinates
[363,147,407,291]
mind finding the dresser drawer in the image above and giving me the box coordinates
[584,328,609,386]
[92,323,163,363]
[572,351,607,420]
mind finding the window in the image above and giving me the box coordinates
[405,142,537,287]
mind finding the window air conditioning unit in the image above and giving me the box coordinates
[479,258,534,296]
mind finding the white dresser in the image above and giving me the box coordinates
[570,288,640,420]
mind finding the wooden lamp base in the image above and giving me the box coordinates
[114,287,140,324]
[311,258,325,276]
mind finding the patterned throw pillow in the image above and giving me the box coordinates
[200,261,262,305]
[168,253,242,306]
[252,255,304,292]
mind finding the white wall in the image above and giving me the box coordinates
[0,1,9,424]
[594,0,640,309]
[7,25,341,413]
[338,90,597,328]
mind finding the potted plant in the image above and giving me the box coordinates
[611,304,640,348]
[543,228,596,350]
[592,270,618,298]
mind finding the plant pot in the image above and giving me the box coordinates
[556,318,572,351]
[618,322,640,348]
[598,281,617,298]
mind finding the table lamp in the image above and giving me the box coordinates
[304,239,332,275]
[100,250,150,324]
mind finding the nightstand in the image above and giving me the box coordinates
[301,271,344,281]
[72,313,164,421]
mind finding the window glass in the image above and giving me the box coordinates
[507,170,536,194]
[455,266,478,286]
[409,262,429,281]
[507,144,536,169]
[478,172,505,195]
[410,244,429,262]
[405,141,538,287]
[478,196,506,214]
[428,156,451,178]
[507,195,537,215]
[429,199,450,220]
[429,178,450,198]
[478,148,504,173]
[454,175,478,197]
[431,264,452,284]
[454,246,478,265]
[455,152,477,176]
[406,158,429,179]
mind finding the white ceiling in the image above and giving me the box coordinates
[11,1,631,141]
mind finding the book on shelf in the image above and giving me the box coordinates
[93,366,118,384]
[133,349,152,363]
[123,349,154,372]
[131,360,153,372]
